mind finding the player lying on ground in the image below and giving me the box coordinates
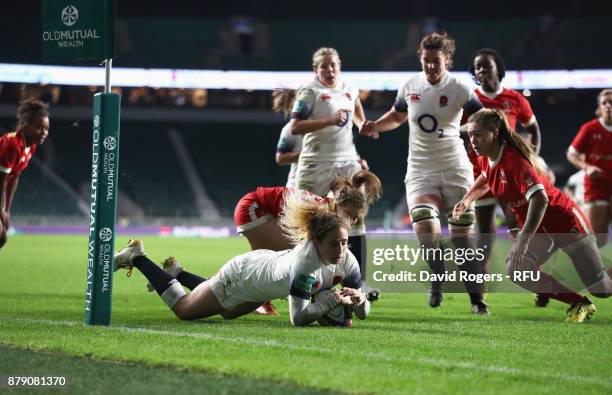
[115,192,369,326]
[233,170,381,314]
[454,108,612,323]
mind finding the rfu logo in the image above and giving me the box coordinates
[103,136,117,151]
[61,5,79,27]
[99,227,113,242]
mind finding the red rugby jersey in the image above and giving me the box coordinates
[475,87,534,129]
[569,118,612,174]
[468,87,535,167]
[477,144,580,233]
[255,187,326,218]
[0,131,37,176]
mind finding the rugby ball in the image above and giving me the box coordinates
[313,289,353,328]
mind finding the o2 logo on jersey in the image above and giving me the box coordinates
[336,110,350,128]
[417,114,445,138]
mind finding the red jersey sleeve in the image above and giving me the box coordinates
[511,157,545,200]
[0,137,20,175]
[569,123,590,154]
[516,94,534,126]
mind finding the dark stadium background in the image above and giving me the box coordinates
[1,0,610,227]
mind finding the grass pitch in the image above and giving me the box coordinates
[1,235,611,394]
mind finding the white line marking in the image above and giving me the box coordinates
[1,316,610,387]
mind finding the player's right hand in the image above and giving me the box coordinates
[331,110,349,127]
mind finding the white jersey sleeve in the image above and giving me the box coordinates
[276,122,302,188]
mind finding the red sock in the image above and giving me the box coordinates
[547,292,586,304]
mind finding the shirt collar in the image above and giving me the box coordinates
[489,143,506,169]
[478,85,504,99]
[598,117,612,132]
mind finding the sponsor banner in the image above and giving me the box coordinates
[42,0,115,61]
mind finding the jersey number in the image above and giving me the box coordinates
[417,114,444,138]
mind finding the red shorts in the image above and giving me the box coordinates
[540,204,593,248]
[584,174,612,203]
[233,192,274,233]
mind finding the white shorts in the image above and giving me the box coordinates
[208,251,283,311]
[405,165,473,211]
[295,158,361,197]
[208,257,260,311]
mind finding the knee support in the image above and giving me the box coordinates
[564,235,609,289]
[447,208,475,230]
[409,203,439,225]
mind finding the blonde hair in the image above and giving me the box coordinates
[468,109,545,174]
[279,190,350,245]
[17,98,49,129]
[272,89,296,118]
[312,47,341,69]
[596,89,612,117]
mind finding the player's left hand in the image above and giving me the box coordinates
[333,288,354,306]
[357,157,369,170]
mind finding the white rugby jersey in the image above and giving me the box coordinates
[395,72,476,171]
[276,122,303,188]
[232,239,360,302]
[292,78,359,161]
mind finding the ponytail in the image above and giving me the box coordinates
[330,170,382,210]
[272,88,296,118]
